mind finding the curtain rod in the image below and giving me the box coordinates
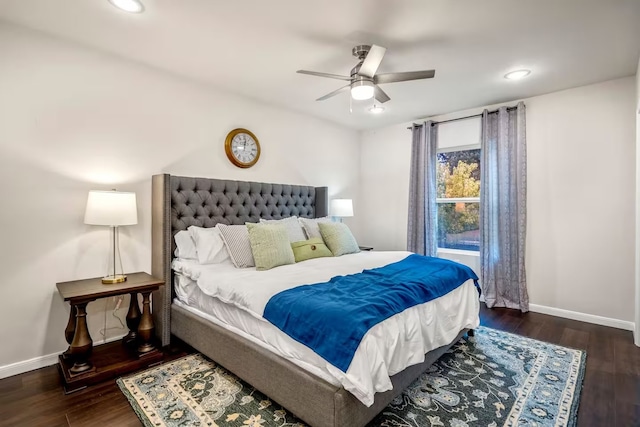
[406,105,519,129]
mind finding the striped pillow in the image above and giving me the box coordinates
[217,224,255,268]
[259,216,306,242]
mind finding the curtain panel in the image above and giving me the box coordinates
[407,121,438,256]
[480,102,529,311]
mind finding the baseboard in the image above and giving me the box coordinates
[0,333,127,380]
[529,304,635,331]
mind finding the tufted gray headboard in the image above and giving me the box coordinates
[151,174,328,345]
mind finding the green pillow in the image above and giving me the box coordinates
[290,237,333,262]
[318,222,360,257]
[246,223,295,270]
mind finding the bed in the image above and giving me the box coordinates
[151,174,480,427]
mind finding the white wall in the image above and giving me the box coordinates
[0,23,360,372]
[361,77,636,326]
[635,57,640,345]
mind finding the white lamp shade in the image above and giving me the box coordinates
[330,199,354,217]
[84,190,138,226]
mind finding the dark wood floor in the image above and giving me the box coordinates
[0,305,638,427]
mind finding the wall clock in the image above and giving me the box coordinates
[224,128,261,168]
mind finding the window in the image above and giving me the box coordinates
[436,146,480,252]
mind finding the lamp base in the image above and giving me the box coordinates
[102,275,127,285]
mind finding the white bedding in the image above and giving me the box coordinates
[172,251,480,406]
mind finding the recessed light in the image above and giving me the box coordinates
[108,0,144,13]
[504,69,531,80]
[368,105,385,114]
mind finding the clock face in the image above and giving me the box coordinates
[231,133,258,164]
[225,129,261,168]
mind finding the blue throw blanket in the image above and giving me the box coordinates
[263,254,479,372]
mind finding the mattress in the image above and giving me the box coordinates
[172,251,480,406]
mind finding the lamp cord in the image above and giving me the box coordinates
[99,298,126,340]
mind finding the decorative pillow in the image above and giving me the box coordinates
[246,223,295,271]
[291,237,333,263]
[259,216,306,242]
[298,216,332,239]
[174,230,198,260]
[217,224,255,268]
[318,222,360,257]
[188,226,230,265]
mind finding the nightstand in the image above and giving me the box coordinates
[56,272,164,393]
[359,246,374,251]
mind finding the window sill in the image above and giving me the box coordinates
[437,248,480,257]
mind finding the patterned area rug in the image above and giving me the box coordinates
[117,327,585,427]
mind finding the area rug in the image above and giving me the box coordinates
[117,327,586,427]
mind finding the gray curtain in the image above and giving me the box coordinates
[407,121,437,256]
[480,102,529,311]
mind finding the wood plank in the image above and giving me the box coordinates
[66,398,141,427]
[56,272,162,302]
[615,401,640,427]
[0,347,190,427]
[559,327,589,350]
[585,327,615,374]
[58,341,162,393]
[531,319,564,346]
[0,304,638,426]
[614,336,640,376]
[614,372,640,405]
[577,369,616,426]
[512,316,544,338]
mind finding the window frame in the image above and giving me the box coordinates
[436,142,481,253]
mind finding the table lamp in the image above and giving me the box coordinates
[84,190,138,284]
[330,199,353,223]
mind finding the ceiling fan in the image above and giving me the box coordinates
[297,44,435,103]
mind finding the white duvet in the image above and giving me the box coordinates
[172,251,480,406]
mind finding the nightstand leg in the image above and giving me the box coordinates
[137,290,156,354]
[68,302,93,375]
[62,305,76,358]
[124,292,140,345]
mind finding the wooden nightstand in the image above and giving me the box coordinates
[359,246,374,251]
[56,272,164,393]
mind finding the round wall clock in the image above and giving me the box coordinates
[224,128,261,168]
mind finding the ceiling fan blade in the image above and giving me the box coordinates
[374,70,435,84]
[357,45,387,78]
[374,85,391,103]
[316,84,351,101]
[297,70,352,81]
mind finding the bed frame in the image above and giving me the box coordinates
[151,173,468,427]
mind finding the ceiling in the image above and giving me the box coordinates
[1,0,639,130]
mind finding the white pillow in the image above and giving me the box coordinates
[298,216,332,239]
[174,230,198,260]
[188,226,230,265]
[217,224,255,268]
[259,216,306,243]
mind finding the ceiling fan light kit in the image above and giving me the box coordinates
[297,44,435,106]
[351,79,375,100]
